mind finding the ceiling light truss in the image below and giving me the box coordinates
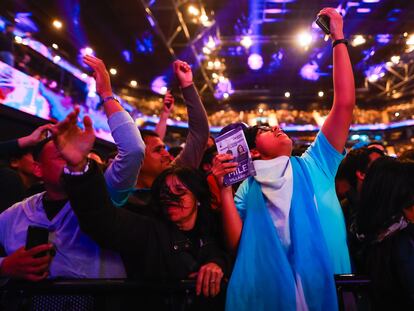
[366,60,414,99]
[140,0,216,95]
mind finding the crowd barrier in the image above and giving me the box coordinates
[0,275,371,311]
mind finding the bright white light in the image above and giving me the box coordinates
[81,47,94,56]
[318,91,324,97]
[53,20,62,29]
[202,47,211,54]
[214,60,221,69]
[351,35,366,47]
[160,86,168,95]
[188,5,200,16]
[14,36,22,44]
[297,32,313,48]
[212,73,218,79]
[207,61,214,69]
[223,92,229,99]
[395,112,400,117]
[206,37,216,49]
[248,53,263,70]
[240,36,253,49]
[406,34,414,45]
[362,0,380,3]
[53,55,61,63]
[357,8,371,13]
[200,14,208,22]
[52,43,59,49]
[284,91,291,98]
[130,80,138,87]
[368,74,379,82]
[109,68,117,75]
[81,73,88,79]
[258,108,264,113]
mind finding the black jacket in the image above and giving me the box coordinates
[63,161,230,281]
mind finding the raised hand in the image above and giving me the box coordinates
[51,107,95,171]
[0,244,54,281]
[162,90,175,114]
[189,262,224,297]
[173,60,193,88]
[318,8,344,41]
[212,154,238,189]
[18,124,54,148]
[83,55,112,98]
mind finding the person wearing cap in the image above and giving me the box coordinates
[212,8,354,311]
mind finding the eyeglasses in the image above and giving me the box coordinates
[256,125,273,133]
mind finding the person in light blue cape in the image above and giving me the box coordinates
[212,8,355,311]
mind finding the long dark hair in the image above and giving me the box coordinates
[356,157,414,239]
[151,166,214,234]
[355,157,414,303]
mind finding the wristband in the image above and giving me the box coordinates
[332,39,348,48]
[97,95,119,109]
[63,160,90,176]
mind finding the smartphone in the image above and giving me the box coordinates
[165,89,173,109]
[315,15,330,35]
[25,226,49,258]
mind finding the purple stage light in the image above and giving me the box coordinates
[357,8,371,13]
[151,76,168,94]
[300,61,320,81]
[376,34,391,44]
[248,53,263,70]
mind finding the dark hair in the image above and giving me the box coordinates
[356,157,414,239]
[140,129,160,141]
[243,126,260,150]
[199,145,217,171]
[336,147,384,189]
[151,166,213,234]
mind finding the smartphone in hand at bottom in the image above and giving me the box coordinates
[25,226,49,258]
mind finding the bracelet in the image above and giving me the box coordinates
[97,95,119,109]
[63,160,90,176]
[332,39,348,48]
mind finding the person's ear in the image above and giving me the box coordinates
[250,148,261,160]
[32,161,43,178]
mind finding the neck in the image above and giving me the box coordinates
[44,186,67,201]
[136,173,155,189]
[177,210,198,231]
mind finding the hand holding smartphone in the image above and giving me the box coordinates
[315,14,330,35]
[25,226,50,258]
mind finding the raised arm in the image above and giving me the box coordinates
[212,153,242,253]
[172,60,209,169]
[319,8,355,152]
[53,109,154,255]
[84,55,145,206]
[155,91,174,140]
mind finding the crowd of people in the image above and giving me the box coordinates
[0,8,413,311]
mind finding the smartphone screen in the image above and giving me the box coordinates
[25,226,49,258]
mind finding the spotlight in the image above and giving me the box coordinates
[160,86,168,95]
[81,73,88,79]
[206,37,216,49]
[212,73,219,79]
[52,20,63,29]
[130,80,138,87]
[52,43,59,49]
[391,55,400,64]
[53,55,61,63]
[213,60,221,69]
[81,47,94,56]
[14,36,23,44]
[200,14,210,27]
[109,68,117,75]
[188,5,200,16]
[297,32,313,48]
[207,61,214,69]
[351,35,366,47]
[248,53,263,70]
[284,91,291,98]
[394,112,400,117]
[202,47,211,54]
[368,74,379,82]
[223,92,229,99]
[406,34,414,45]
[318,91,324,97]
[240,36,253,49]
